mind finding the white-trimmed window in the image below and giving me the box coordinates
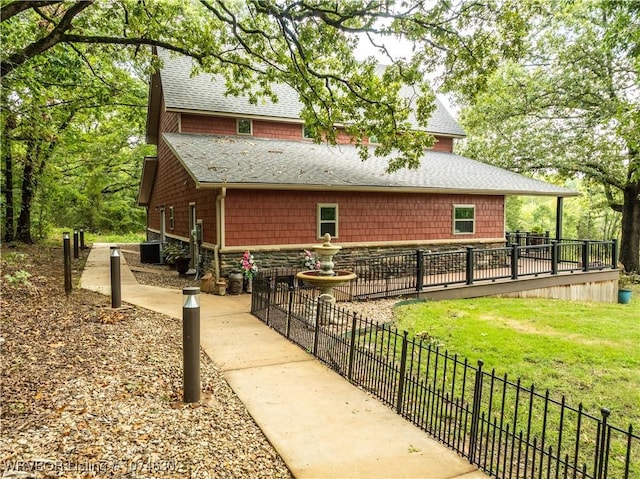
[453,205,475,234]
[169,206,175,230]
[318,204,338,238]
[237,119,253,135]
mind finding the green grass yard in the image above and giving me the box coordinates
[44,229,146,247]
[394,295,640,430]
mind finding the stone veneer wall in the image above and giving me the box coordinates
[217,242,506,278]
[145,234,507,278]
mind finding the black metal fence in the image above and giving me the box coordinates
[250,282,639,479]
[343,239,618,300]
[248,238,617,303]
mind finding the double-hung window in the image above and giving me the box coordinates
[318,204,338,238]
[453,205,475,234]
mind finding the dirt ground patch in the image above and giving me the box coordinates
[1,243,291,478]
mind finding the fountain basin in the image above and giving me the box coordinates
[296,270,357,290]
[296,234,356,325]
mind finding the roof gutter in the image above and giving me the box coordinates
[193,182,580,198]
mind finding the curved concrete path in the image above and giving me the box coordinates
[81,243,488,479]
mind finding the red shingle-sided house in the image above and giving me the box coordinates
[138,50,577,277]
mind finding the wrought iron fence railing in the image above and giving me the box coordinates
[342,239,618,301]
[250,282,639,479]
[250,238,617,303]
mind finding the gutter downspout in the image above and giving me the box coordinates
[214,187,227,281]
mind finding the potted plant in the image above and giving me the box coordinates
[163,243,191,275]
[240,250,258,293]
[618,273,635,304]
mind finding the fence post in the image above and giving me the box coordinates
[595,408,611,479]
[396,331,409,415]
[466,247,474,285]
[582,240,590,272]
[182,287,201,403]
[313,297,321,356]
[286,285,294,339]
[416,250,424,292]
[545,230,550,241]
[469,359,484,464]
[63,232,72,294]
[73,230,79,259]
[347,313,358,381]
[110,246,121,308]
[264,276,271,326]
[551,240,558,275]
[611,238,618,269]
[80,229,86,250]
[511,244,518,280]
[515,230,522,246]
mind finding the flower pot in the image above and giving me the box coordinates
[228,271,243,295]
[244,277,253,294]
[175,257,191,275]
[216,280,227,296]
[200,274,215,293]
[618,289,632,304]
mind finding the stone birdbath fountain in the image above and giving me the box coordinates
[296,233,357,324]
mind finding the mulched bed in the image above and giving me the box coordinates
[1,243,292,478]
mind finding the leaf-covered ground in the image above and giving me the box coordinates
[0,243,292,478]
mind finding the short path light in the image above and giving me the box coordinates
[110,246,121,308]
[63,232,72,294]
[182,287,201,403]
[73,230,79,259]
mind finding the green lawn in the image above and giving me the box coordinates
[394,295,640,430]
[44,228,146,246]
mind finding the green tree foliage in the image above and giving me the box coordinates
[1,1,530,168]
[1,29,151,241]
[457,0,639,272]
[1,1,531,242]
[42,100,152,235]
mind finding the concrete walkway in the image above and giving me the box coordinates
[81,243,487,479]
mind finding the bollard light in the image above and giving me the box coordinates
[63,232,72,294]
[182,287,201,403]
[73,230,79,259]
[80,229,86,250]
[110,246,121,308]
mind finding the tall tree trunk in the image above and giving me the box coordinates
[2,107,15,242]
[16,140,36,243]
[619,179,640,273]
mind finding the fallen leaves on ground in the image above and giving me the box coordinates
[1,243,291,478]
